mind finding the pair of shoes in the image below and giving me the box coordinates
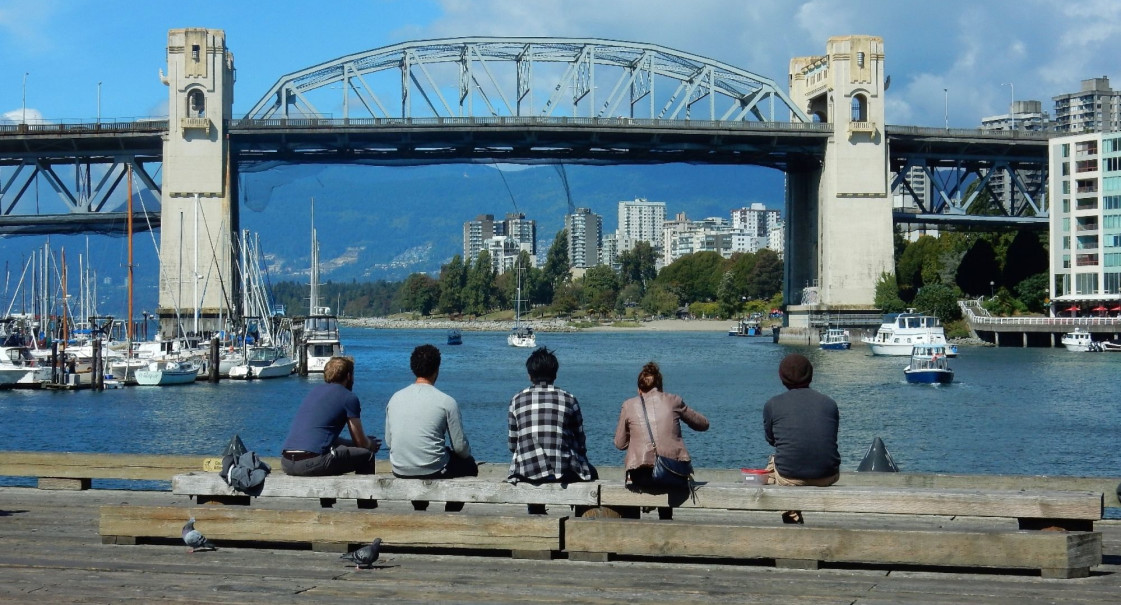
[527,504,547,515]
[781,510,804,524]
[444,501,465,512]
[411,500,429,511]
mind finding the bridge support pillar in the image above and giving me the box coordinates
[157,28,238,339]
[785,36,892,326]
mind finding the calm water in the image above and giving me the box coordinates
[2,327,1119,478]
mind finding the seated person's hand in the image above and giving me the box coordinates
[367,435,382,453]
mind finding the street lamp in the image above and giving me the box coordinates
[990,281,995,298]
[97,81,102,124]
[943,88,949,130]
[21,72,28,124]
[1002,82,1015,130]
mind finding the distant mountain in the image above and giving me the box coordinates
[0,162,783,316]
[238,162,785,282]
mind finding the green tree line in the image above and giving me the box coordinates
[270,228,786,320]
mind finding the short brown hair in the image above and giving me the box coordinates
[637,361,663,393]
[323,356,354,385]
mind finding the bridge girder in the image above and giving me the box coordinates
[246,37,811,123]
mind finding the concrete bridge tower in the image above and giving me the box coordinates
[157,28,238,338]
[785,35,892,327]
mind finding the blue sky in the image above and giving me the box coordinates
[3,0,1121,126]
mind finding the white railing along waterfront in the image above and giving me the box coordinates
[959,299,1121,327]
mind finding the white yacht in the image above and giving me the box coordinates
[1061,329,1098,352]
[134,359,200,386]
[301,200,344,372]
[861,311,948,356]
[507,264,536,348]
[229,345,297,379]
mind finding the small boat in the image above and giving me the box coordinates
[732,317,765,337]
[134,359,199,386]
[447,329,462,345]
[508,264,536,348]
[0,345,51,386]
[819,328,851,350]
[903,344,954,384]
[228,346,296,380]
[862,310,948,356]
[1100,339,1121,352]
[1061,329,1098,352]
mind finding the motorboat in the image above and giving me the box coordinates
[134,359,199,386]
[1061,329,1098,352]
[447,329,462,345]
[303,314,343,373]
[819,328,851,350]
[861,311,948,356]
[506,265,535,347]
[732,318,765,337]
[0,345,51,387]
[1100,338,1121,352]
[903,344,954,384]
[228,346,296,380]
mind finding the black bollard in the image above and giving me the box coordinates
[93,338,102,390]
[208,337,220,383]
[298,343,308,377]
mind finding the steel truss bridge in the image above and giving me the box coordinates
[0,37,1049,236]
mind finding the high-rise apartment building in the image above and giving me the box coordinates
[1053,77,1121,134]
[501,212,536,258]
[731,203,781,237]
[980,100,1049,218]
[463,214,496,262]
[617,198,666,257]
[565,207,602,269]
[1048,131,1121,309]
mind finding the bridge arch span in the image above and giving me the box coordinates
[246,37,810,123]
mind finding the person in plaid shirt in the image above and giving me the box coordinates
[508,347,598,513]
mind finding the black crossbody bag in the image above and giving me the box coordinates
[638,393,693,490]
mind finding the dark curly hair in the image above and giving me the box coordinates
[410,344,441,378]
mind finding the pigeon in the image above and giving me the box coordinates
[340,538,382,569]
[182,517,216,553]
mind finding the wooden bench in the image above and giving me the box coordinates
[172,471,601,511]
[0,452,264,490]
[564,482,1105,577]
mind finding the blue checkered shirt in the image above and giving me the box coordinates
[507,382,595,482]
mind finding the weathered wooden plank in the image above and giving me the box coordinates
[563,519,1102,577]
[36,477,90,490]
[173,472,600,505]
[599,483,1103,521]
[99,505,562,551]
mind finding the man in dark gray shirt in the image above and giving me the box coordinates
[762,353,840,523]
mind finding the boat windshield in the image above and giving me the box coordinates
[248,347,280,362]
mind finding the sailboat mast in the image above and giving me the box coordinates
[309,197,318,314]
[193,193,200,336]
[127,166,134,351]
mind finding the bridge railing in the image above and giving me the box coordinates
[886,124,1053,141]
[0,120,168,135]
[227,116,836,133]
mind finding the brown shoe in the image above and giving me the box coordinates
[781,510,804,524]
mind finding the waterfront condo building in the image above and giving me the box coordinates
[1048,131,1121,312]
[565,207,603,269]
[463,212,536,269]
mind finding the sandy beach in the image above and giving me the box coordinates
[341,317,751,333]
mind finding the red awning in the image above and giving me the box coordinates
[1112,305,1121,312]
[1067,305,1081,311]
[1092,305,1108,312]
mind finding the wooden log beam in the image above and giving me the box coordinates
[99,505,562,552]
[563,518,1102,579]
[598,483,1103,524]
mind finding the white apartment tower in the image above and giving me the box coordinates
[565,207,602,269]
[617,198,666,254]
[463,214,496,261]
[1053,77,1121,134]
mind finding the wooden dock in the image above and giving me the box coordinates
[1,486,1119,604]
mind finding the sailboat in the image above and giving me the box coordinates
[507,263,536,348]
[302,198,343,372]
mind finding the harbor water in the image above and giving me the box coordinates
[1,327,1119,480]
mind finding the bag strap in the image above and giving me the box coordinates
[638,393,659,455]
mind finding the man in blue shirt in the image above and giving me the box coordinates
[281,356,381,476]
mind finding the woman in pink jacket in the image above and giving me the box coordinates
[614,362,709,518]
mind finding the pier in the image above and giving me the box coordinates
[961,300,1121,347]
[2,452,1120,602]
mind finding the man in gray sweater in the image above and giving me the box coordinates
[385,344,477,510]
[762,353,840,523]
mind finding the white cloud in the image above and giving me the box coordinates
[1,108,44,124]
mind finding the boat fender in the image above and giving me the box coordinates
[856,436,900,472]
